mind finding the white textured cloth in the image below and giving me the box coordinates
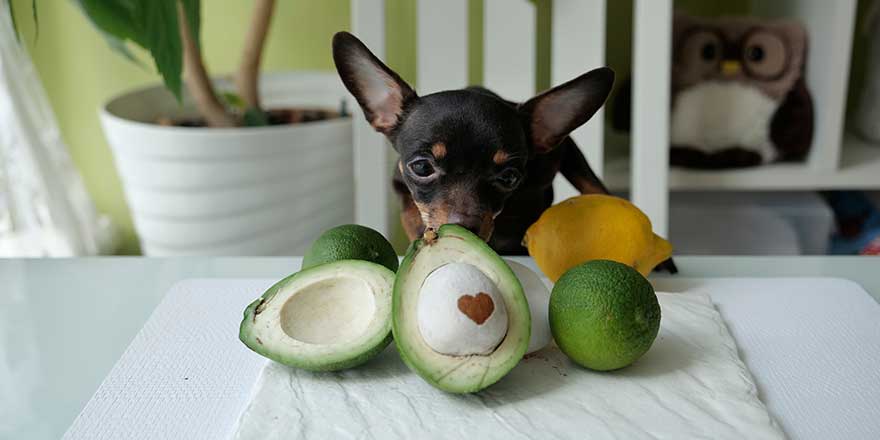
[233,292,784,440]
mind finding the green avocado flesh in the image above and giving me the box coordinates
[240,260,395,371]
[393,225,531,393]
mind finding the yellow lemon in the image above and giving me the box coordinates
[523,194,672,281]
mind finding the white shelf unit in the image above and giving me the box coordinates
[350,0,873,240]
[606,133,880,191]
[624,0,864,236]
[350,0,391,236]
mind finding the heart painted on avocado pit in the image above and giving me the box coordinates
[457,292,495,325]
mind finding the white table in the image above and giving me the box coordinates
[1,256,878,439]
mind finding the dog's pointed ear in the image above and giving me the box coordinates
[333,31,417,136]
[519,67,614,154]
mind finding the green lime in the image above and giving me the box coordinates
[549,259,660,370]
[302,224,398,272]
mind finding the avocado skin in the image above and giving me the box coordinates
[302,224,399,272]
[393,225,530,393]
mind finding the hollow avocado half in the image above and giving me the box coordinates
[240,260,395,371]
[393,225,531,393]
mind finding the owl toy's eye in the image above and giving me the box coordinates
[742,31,788,79]
[677,29,723,75]
[701,42,718,61]
[747,45,765,62]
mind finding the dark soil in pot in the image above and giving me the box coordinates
[157,107,347,128]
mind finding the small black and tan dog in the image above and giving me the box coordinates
[332,31,613,256]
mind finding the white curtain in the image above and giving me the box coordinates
[0,4,114,256]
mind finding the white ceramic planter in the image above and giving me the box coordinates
[100,72,354,255]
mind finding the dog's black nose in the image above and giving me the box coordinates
[447,213,485,237]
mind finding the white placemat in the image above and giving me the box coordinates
[62,280,272,440]
[233,292,784,440]
[64,277,880,440]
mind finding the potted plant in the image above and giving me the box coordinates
[13,0,355,255]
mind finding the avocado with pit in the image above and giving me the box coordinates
[393,225,531,393]
[240,260,395,371]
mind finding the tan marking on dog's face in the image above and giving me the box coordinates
[432,142,447,160]
[400,199,425,240]
[478,212,495,241]
[493,150,509,165]
[414,200,450,230]
[398,160,403,174]
[413,201,432,227]
[413,196,495,241]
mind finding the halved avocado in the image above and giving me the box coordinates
[240,260,395,371]
[393,225,531,393]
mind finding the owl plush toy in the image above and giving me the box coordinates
[670,13,814,169]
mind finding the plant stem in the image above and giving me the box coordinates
[177,2,237,127]
[236,0,276,110]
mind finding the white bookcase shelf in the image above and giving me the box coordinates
[606,133,880,191]
[624,0,863,236]
[349,0,872,241]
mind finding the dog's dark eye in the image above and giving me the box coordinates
[496,169,522,190]
[408,159,436,178]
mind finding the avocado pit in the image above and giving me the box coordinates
[416,263,509,356]
[457,292,494,325]
[392,224,531,393]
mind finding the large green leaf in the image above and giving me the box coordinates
[72,0,145,66]
[72,0,203,101]
[8,0,19,42]
[8,0,38,43]
[133,0,183,99]
[102,34,146,66]
[75,0,142,44]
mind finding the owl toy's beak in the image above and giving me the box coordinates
[721,60,742,76]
